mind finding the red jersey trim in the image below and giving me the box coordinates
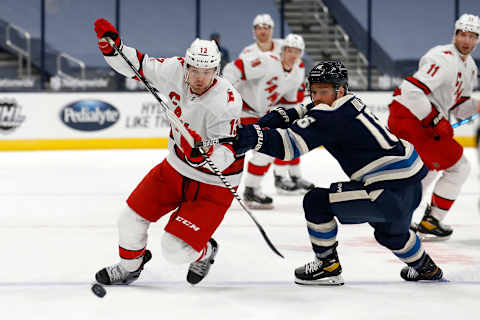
[450,96,470,111]
[234,59,247,80]
[405,76,431,95]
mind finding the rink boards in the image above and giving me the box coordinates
[0,91,478,150]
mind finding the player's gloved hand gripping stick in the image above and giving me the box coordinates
[107,40,284,258]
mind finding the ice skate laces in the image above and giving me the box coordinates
[105,264,129,282]
[406,267,419,279]
[304,260,322,274]
[189,259,209,277]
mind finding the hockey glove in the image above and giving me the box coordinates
[422,106,453,140]
[94,18,122,56]
[258,107,295,129]
[257,103,315,129]
[233,124,263,155]
[180,127,213,167]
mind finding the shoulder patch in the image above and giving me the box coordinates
[443,50,453,55]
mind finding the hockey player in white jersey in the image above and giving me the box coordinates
[93,18,243,285]
[388,13,480,240]
[240,15,312,197]
[240,13,283,58]
[224,34,314,209]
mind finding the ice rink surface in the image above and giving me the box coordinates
[1,147,479,320]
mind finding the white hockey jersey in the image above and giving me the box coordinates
[239,38,283,58]
[104,45,243,187]
[394,43,478,121]
[223,51,305,119]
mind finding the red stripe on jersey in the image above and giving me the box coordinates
[242,101,256,112]
[247,162,271,176]
[393,88,401,96]
[405,76,431,95]
[234,59,247,80]
[451,96,470,111]
[273,158,300,165]
[137,49,145,78]
[119,246,146,260]
[431,193,455,211]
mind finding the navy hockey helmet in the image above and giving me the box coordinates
[308,60,348,93]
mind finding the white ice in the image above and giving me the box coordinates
[1,148,479,320]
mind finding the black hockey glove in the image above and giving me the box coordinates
[257,103,316,129]
[233,124,263,155]
[258,107,294,129]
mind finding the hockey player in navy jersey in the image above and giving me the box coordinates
[234,61,444,285]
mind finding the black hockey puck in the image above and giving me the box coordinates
[91,283,107,298]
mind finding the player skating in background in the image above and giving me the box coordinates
[388,13,480,241]
[234,61,443,284]
[93,18,242,285]
[241,14,314,198]
[240,13,283,58]
[223,33,314,209]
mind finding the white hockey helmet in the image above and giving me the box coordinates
[253,13,274,28]
[282,33,305,56]
[455,13,480,35]
[185,38,221,71]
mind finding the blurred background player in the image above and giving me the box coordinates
[240,14,312,196]
[234,60,443,284]
[240,13,283,57]
[224,33,314,209]
[93,18,242,285]
[388,13,480,241]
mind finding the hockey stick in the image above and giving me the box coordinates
[451,113,478,129]
[109,41,284,258]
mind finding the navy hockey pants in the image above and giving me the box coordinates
[303,180,422,251]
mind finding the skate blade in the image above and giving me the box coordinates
[417,232,451,242]
[294,275,345,286]
[245,201,274,210]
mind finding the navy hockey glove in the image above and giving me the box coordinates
[233,124,263,155]
[257,103,316,129]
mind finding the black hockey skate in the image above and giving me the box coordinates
[274,174,300,195]
[243,186,274,209]
[416,205,453,241]
[294,244,344,286]
[95,250,152,285]
[187,238,218,285]
[400,254,443,281]
[291,176,315,193]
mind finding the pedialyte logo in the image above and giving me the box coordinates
[60,100,120,131]
[0,98,26,134]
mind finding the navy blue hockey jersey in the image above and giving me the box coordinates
[259,94,428,190]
